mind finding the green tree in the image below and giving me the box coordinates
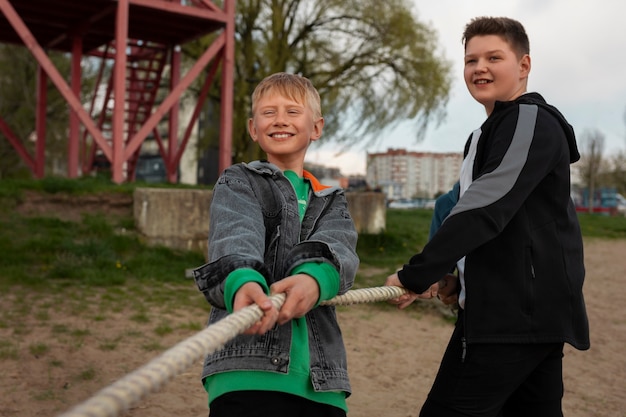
[0,45,67,178]
[0,44,97,179]
[185,0,452,163]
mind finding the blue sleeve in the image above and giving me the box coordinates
[428,181,460,240]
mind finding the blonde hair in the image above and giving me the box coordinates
[251,72,322,119]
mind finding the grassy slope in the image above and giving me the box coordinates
[1,176,625,294]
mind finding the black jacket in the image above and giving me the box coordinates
[398,93,590,350]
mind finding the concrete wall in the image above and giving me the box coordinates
[346,192,386,234]
[134,188,212,254]
[134,188,386,254]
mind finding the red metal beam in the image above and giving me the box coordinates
[219,0,235,174]
[129,0,227,22]
[112,0,129,184]
[0,116,35,171]
[35,66,46,178]
[167,46,181,183]
[68,36,83,178]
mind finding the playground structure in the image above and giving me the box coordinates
[0,0,235,183]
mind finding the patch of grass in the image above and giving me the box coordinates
[98,338,120,351]
[76,367,97,381]
[13,325,31,336]
[142,341,164,352]
[29,342,49,357]
[0,176,134,198]
[154,323,174,336]
[355,208,432,288]
[51,324,70,334]
[179,321,204,332]
[0,339,19,360]
[35,309,50,321]
[0,179,205,292]
[130,312,151,324]
[577,213,626,238]
[33,389,57,401]
[70,328,91,338]
[50,359,63,367]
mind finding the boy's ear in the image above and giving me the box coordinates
[519,54,531,79]
[248,118,258,142]
[310,117,324,142]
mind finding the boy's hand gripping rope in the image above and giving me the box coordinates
[56,285,409,417]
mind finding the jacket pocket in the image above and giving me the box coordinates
[523,245,535,316]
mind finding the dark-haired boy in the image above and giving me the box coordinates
[386,16,589,416]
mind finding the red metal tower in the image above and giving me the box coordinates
[0,0,235,183]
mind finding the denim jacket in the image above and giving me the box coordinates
[193,160,359,393]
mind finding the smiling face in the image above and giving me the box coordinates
[248,91,323,173]
[463,34,530,116]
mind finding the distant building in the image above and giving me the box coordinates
[304,162,342,182]
[305,162,367,191]
[366,148,462,200]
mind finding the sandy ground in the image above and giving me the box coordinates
[1,238,624,417]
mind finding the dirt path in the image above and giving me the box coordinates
[1,239,624,417]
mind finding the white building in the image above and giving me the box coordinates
[366,148,463,200]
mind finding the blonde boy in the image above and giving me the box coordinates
[194,72,359,417]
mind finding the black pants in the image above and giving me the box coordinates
[209,391,346,417]
[420,313,565,417]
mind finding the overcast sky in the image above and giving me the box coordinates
[305,0,626,175]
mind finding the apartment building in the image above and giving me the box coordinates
[366,148,463,200]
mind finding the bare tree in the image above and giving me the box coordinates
[608,105,626,194]
[606,151,626,195]
[578,128,606,213]
[621,104,626,151]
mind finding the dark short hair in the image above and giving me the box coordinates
[462,17,530,58]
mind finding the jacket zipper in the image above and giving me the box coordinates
[461,337,467,363]
[461,308,467,363]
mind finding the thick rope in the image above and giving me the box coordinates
[56,286,408,417]
[320,285,408,306]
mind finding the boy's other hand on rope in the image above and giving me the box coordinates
[385,272,446,309]
[271,274,319,326]
[234,282,279,335]
[437,273,459,305]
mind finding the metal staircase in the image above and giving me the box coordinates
[86,39,169,180]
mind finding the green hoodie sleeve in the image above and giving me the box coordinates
[291,262,340,307]
[224,268,269,313]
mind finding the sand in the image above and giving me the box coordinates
[1,238,624,417]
